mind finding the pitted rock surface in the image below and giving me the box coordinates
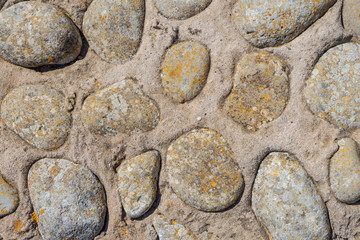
[305,43,360,130]
[343,0,360,35]
[28,158,106,240]
[81,78,160,136]
[1,85,72,150]
[83,0,145,64]
[231,0,336,47]
[161,41,210,103]
[154,0,212,20]
[167,128,244,212]
[0,1,82,67]
[223,52,289,131]
[0,174,19,218]
[252,152,331,240]
[118,150,160,218]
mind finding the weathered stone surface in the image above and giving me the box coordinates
[0,174,18,218]
[81,78,160,136]
[154,0,212,20]
[0,0,6,9]
[28,158,106,240]
[223,52,289,131]
[252,152,331,240]
[161,41,210,103]
[1,85,72,150]
[83,0,144,64]
[0,1,82,67]
[118,151,160,218]
[167,128,244,211]
[305,43,360,130]
[343,0,360,35]
[231,0,336,47]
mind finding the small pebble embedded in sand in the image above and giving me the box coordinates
[0,174,19,218]
[154,0,212,20]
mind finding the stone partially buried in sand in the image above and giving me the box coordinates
[0,1,82,67]
[1,85,72,150]
[343,0,360,35]
[28,158,107,240]
[0,174,19,218]
[167,128,244,212]
[154,0,212,20]
[252,152,331,240]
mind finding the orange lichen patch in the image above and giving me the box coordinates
[13,220,26,233]
[40,209,45,215]
[31,212,39,224]
[47,56,54,62]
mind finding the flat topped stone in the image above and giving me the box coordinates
[231,0,336,47]
[343,0,360,35]
[161,41,210,103]
[0,1,82,67]
[252,152,331,240]
[28,158,107,240]
[305,43,360,130]
[154,0,212,20]
[1,85,72,150]
[0,174,19,218]
[81,78,160,136]
[167,128,244,212]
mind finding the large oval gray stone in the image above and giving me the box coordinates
[0,174,19,218]
[252,152,331,240]
[154,0,212,20]
[28,158,107,240]
[0,2,82,67]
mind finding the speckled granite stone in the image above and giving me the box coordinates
[0,1,82,67]
[161,41,210,103]
[28,158,106,240]
[154,0,212,20]
[167,128,244,212]
[305,43,360,130]
[252,152,331,240]
[343,0,360,35]
[1,85,72,150]
[0,174,18,218]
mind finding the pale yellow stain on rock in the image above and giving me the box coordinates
[0,174,19,218]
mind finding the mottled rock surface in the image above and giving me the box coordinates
[343,0,360,35]
[252,152,331,240]
[28,158,106,240]
[305,43,360,130]
[231,0,336,47]
[223,52,289,131]
[167,128,244,211]
[83,0,144,64]
[118,151,160,218]
[81,78,160,136]
[1,85,72,150]
[0,174,18,218]
[0,1,82,67]
[161,41,210,103]
[154,0,212,20]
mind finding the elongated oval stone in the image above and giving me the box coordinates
[83,0,145,64]
[1,85,72,150]
[252,152,331,240]
[0,2,82,67]
[161,41,210,103]
[167,128,244,211]
[81,78,160,136]
[28,158,106,240]
[154,0,212,20]
[117,151,160,218]
[0,174,19,218]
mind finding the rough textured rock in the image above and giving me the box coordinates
[231,0,336,47]
[305,43,360,130]
[81,78,160,136]
[154,0,212,20]
[118,151,160,218]
[223,52,290,131]
[0,1,82,67]
[0,0,6,9]
[83,0,145,64]
[330,138,360,204]
[0,174,18,218]
[161,41,210,103]
[252,152,331,240]
[343,0,360,35]
[1,85,72,150]
[167,128,244,212]
[28,158,107,240]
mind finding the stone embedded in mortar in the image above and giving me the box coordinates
[81,78,160,136]
[167,128,244,212]
[0,174,19,218]
[83,0,144,64]
[161,41,210,103]
[1,85,72,150]
[223,52,290,131]
[231,0,336,48]
[343,0,360,35]
[305,43,360,130]
[154,0,212,20]
[330,138,360,204]
[117,150,160,218]
[252,152,331,240]
[28,158,107,240]
[0,1,82,67]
